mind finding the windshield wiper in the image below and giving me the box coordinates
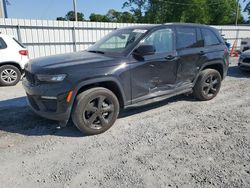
[87,50,105,54]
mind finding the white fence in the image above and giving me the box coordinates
[0,18,250,59]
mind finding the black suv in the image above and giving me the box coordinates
[23,23,229,135]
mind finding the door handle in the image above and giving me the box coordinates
[199,51,205,55]
[165,55,178,61]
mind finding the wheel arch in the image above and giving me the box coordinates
[193,62,224,86]
[201,63,224,79]
[73,77,127,109]
[0,62,23,73]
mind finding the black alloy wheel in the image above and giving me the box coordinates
[72,87,120,135]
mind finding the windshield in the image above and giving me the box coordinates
[88,28,147,55]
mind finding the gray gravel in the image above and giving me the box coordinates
[0,58,249,188]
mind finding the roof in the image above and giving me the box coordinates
[117,24,160,30]
[164,22,208,27]
[119,22,212,30]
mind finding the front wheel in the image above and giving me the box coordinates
[0,65,21,86]
[72,87,120,135]
[193,69,222,101]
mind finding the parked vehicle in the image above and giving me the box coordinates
[22,23,229,135]
[0,33,29,86]
[240,38,250,52]
[239,50,250,70]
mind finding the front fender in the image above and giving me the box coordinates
[68,76,128,110]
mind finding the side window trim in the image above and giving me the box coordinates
[0,37,7,50]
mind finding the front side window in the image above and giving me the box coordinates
[141,28,173,53]
[88,29,147,54]
[176,27,197,49]
[0,37,7,49]
[202,29,220,46]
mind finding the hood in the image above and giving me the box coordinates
[27,51,115,73]
[242,50,250,56]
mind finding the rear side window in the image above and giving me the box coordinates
[176,27,198,49]
[0,37,7,49]
[13,37,26,48]
[202,29,220,46]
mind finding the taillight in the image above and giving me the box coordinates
[224,48,228,54]
[19,50,28,56]
[224,47,230,64]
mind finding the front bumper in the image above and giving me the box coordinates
[238,60,250,70]
[22,78,74,122]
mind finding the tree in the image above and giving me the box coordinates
[89,13,109,22]
[56,11,85,21]
[119,11,136,23]
[56,17,66,21]
[124,0,245,25]
[243,0,250,23]
[123,0,148,22]
[89,10,135,23]
[65,11,84,21]
[106,9,121,22]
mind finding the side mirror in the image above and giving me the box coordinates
[133,45,156,57]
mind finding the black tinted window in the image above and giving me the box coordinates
[0,37,7,49]
[202,29,220,46]
[176,27,197,49]
[142,28,173,53]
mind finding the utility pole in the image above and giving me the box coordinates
[0,0,7,18]
[73,0,77,22]
[235,0,240,26]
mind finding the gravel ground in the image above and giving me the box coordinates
[0,58,249,188]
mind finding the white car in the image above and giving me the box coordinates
[0,33,29,86]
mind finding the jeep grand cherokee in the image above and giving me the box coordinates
[23,23,229,135]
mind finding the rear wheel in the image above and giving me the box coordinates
[193,69,221,101]
[72,87,120,135]
[0,65,21,86]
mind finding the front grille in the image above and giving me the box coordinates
[42,100,57,112]
[243,58,250,64]
[24,70,37,84]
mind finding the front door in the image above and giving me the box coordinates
[130,27,179,102]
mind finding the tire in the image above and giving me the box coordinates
[0,65,21,86]
[72,87,120,135]
[193,69,222,101]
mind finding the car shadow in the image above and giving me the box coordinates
[0,97,83,137]
[227,66,250,78]
[119,94,195,118]
[0,95,196,137]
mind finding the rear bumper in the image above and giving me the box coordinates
[22,78,74,122]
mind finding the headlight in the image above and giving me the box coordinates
[37,74,67,82]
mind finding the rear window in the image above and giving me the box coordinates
[0,37,7,49]
[12,37,26,48]
[202,29,220,46]
[176,27,199,49]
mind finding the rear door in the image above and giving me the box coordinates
[175,26,204,85]
[200,28,225,64]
